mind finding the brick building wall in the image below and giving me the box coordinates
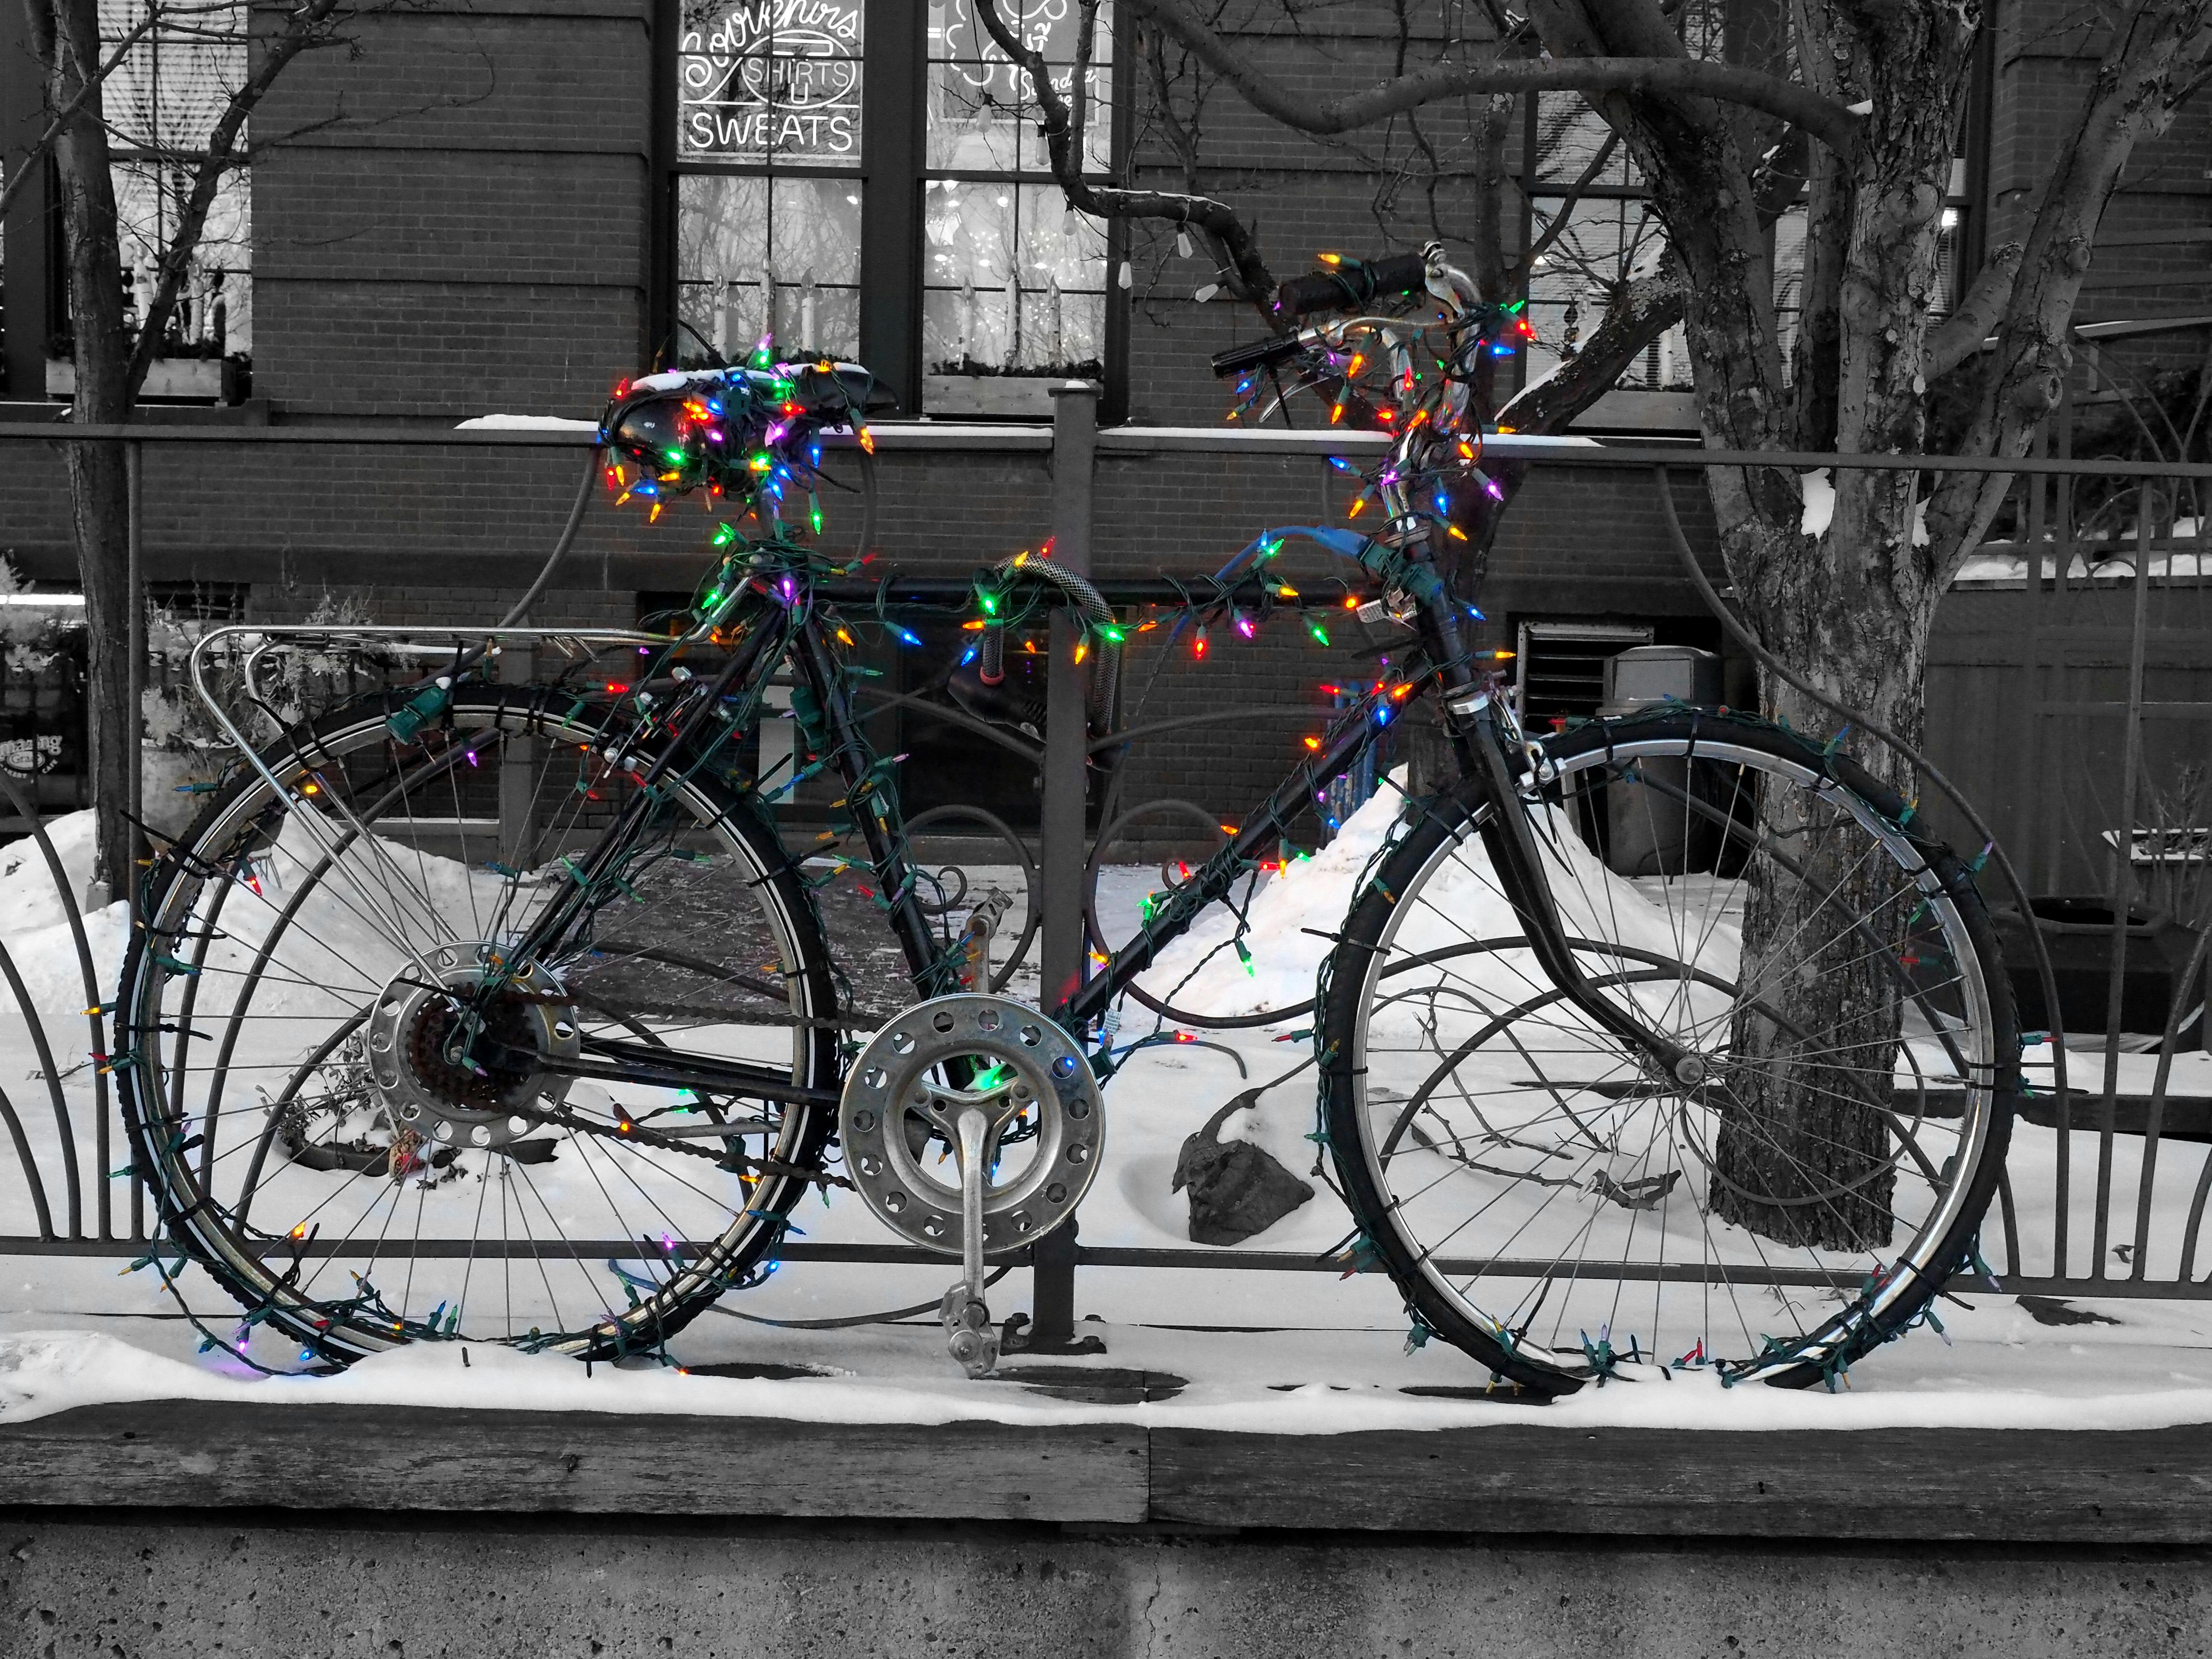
[251,0,656,420]
[1983,0,2212,390]
[5,0,2204,830]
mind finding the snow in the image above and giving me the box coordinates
[1799,467,1833,538]
[1,808,2210,1435]
[1798,468,1930,546]
[1,1299,2211,1434]
[1481,431,1601,449]
[0,812,128,1031]
[1953,546,2212,587]
[454,415,601,432]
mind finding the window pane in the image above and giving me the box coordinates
[1530,93,1640,191]
[678,176,863,361]
[99,0,253,357]
[923,184,1104,373]
[109,162,252,358]
[1772,204,1806,369]
[927,0,1112,172]
[1521,193,1686,391]
[681,0,865,166]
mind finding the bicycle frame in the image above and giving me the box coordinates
[195,251,1698,1109]
[447,543,1700,1106]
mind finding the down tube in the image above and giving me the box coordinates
[1062,698,1394,1033]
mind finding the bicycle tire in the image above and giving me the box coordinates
[119,683,840,1365]
[1318,707,2017,1394]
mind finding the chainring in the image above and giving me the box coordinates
[838,993,1104,1257]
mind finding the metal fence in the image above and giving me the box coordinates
[0,409,2208,1320]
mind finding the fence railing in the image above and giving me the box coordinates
[1,408,2210,1322]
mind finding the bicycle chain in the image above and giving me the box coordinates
[495,1093,854,1190]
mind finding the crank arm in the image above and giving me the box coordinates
[941,1103,1000,1379]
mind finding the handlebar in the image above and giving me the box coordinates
[1209,249,1440,380]
[1271,252,1431,322]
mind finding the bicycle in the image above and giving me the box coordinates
[119,248,2018,1395]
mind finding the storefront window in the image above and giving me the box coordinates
[676,0,866,361]
[924,0,1110,389]
[670,0,1118,399]
[679,0,864,165]
[677,175,864,361]
[922,181,1105,376]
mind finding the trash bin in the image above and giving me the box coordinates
[1598,645,1724,878]
[1989,896,2208,1049]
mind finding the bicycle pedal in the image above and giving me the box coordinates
[940,1283,999,1377]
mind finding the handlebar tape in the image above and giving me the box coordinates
[1209,252,1432,378]
[1271,252,1431,322]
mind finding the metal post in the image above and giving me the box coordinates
[121,440,145,1240]
[2091,488,2155,1275]
[496,639,536,868]
[126,442,145,902]
[1031,381,1098,1353]
[1040,382,1096,1011]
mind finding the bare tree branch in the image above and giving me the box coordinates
[1495,260,1685,432]
[1143,18,1206,190]
[1923,241,2025,380]
[0,2,165,223]
[1510,128,1620,283]
[973,0,1276,301]
[1924,0,2212,571]
[126,0,349,397]
[1123,0,1865,154]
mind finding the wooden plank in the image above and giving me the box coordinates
[0,1402,1148,1524]
[1150,1424,2212,1540]
[15,1406,2212,1543]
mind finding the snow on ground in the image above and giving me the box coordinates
[2,1275,2212,1434]
[0,809,2210,1431]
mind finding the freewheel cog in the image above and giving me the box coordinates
[838,993,1103,1256]
[364,941,579,1152]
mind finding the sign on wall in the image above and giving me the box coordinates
[680,0,866,165]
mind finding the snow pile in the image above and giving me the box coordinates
[1799,469,1931,546]
[1133,781,1405,1022]
[0,812,127,1027]
[1799,468,1834,538]
[1132,778,1728,1027]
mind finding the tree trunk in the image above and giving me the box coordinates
[40,0,137,898]
[1709,516,1934,1246]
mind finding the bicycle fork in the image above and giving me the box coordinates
[1440,682,1709,1087]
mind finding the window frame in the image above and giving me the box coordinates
[652,0,1129,420]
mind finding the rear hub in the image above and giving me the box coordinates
[364,942,580,1150]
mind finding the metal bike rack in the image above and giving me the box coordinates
[2,417,2210,1320]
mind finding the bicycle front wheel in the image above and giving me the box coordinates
[1319,707,2016,1394]
[120,684,840,1364]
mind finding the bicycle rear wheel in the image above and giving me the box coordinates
[1319,707,2016,1394]
[119,684,839,1364]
